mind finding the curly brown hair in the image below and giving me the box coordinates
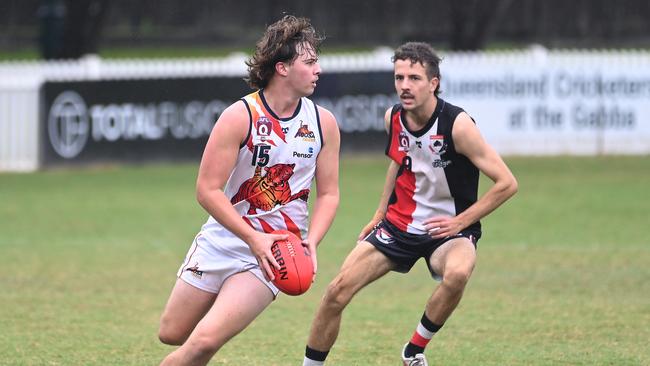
[392,42,442,96]
[245,15,324,89]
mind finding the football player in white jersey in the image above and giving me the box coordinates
[303,43,517,366]
[157,15,340,366]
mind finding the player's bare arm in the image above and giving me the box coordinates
[358,108,397,240]
[306,106,341,275]
[423,112,518,238]
[195,100,288,279]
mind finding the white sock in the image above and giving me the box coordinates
[303,356,325,366]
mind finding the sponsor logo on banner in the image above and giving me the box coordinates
[45,90,226,159]
[48,91,90,158]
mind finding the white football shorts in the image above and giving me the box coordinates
[177,231,279,297]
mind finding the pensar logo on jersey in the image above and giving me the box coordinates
[295,121,316,142]
[292,146,314,159]
[398,131,410,151]
[231,163,310,215]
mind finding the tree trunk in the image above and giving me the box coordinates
[42,0,109,59]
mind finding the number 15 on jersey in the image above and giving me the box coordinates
[252,144,271,167]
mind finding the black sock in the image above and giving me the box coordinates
[305,345,329,362]
[404,343,424,358]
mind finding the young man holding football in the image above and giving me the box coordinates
[303,42,517,366]
[157,15,340,366]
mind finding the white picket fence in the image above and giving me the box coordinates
[1,47,649,171]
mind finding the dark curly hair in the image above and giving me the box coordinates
[245,15,324,89]
[392,42,442,96]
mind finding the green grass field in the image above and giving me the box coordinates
[1,156,649,365]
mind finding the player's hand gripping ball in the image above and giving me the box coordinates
[270,230,314,295]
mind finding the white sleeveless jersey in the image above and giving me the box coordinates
[385,99,480,235]
[201,90,323,240]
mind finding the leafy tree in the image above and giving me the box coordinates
[448,0,514,50]
[38,0,109,59]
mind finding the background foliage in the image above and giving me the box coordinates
[2,0,650,59]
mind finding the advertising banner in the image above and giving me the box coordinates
[41,58,650,168]
[41,72,396,167]
[440,56,650,155]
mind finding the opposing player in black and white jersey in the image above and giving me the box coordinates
[303,42,517,366]
[157,16,340,366]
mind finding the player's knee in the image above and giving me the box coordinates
[442,265,473,292]
[158,326,186,346]
[323,276,353,311]
[158,317,188,346]
[185,333,222,358]
[159,329,183,346]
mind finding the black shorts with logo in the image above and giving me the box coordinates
[364,219,481,278]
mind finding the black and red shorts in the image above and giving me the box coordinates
[363,219,481,278]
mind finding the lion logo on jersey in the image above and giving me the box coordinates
[231,163,310,215]
[295,121,316,142]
